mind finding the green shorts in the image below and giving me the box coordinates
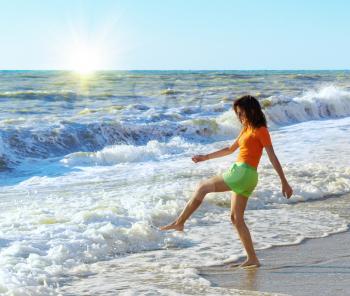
[222,162,258,198]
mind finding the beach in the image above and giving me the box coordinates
[0,71,349,295]
[198,193,350,296]
[200,229,350,296]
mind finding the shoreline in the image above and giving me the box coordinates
[197,194,350,296]
[58,193,350,296]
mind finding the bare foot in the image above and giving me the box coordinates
[239,258,261,268]
[159,221,184,231]
[227,262,242,268]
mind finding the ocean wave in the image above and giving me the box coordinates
[61,136,195,166]
[210,85,350,132]
[0,90,79,100]
[263,85,350,125]
[0,118,227,170]
[291,74,323,80]
[0,90,135,101]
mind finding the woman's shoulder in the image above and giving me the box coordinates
[253,125,270,135]
[243,125,269,135]
[255,125,269,131]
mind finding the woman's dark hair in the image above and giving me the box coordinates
[233,95,267,128]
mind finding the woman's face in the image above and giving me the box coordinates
[235,106,247,125]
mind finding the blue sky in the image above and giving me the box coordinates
[0,0,349,70]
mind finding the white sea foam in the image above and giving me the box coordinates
[59,206,348,295]
[0,184,347,295]
[61,136,196,166]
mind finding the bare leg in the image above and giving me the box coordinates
[159,195,202,231]
[159,176,231,231]
[230,193,260,267]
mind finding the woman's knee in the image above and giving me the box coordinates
[191,182,207,202]
[230,214,236,224]
[196,180,211,195]
[231,214,245,228]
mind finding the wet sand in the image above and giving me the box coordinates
[198,194,350,296]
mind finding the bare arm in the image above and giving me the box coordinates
[206,147,232,160]
[264,145,293,199]
[191,147,231,163]
[192,131,241,163]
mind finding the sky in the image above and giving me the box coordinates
[0,0,349,70]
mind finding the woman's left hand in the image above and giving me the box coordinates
[191,154,208,163]
[282,181,293,199]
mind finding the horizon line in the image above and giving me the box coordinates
[1,69,350,71]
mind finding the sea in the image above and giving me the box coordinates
[0,70,349,295]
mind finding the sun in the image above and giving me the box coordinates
[67,43,104,75]
[58,19,125,75]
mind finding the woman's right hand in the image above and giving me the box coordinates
[282,181,293,199]
[191,154,208,163]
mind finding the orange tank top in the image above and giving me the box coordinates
[229,126,272,168]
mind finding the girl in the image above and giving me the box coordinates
[160,95,293,268]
